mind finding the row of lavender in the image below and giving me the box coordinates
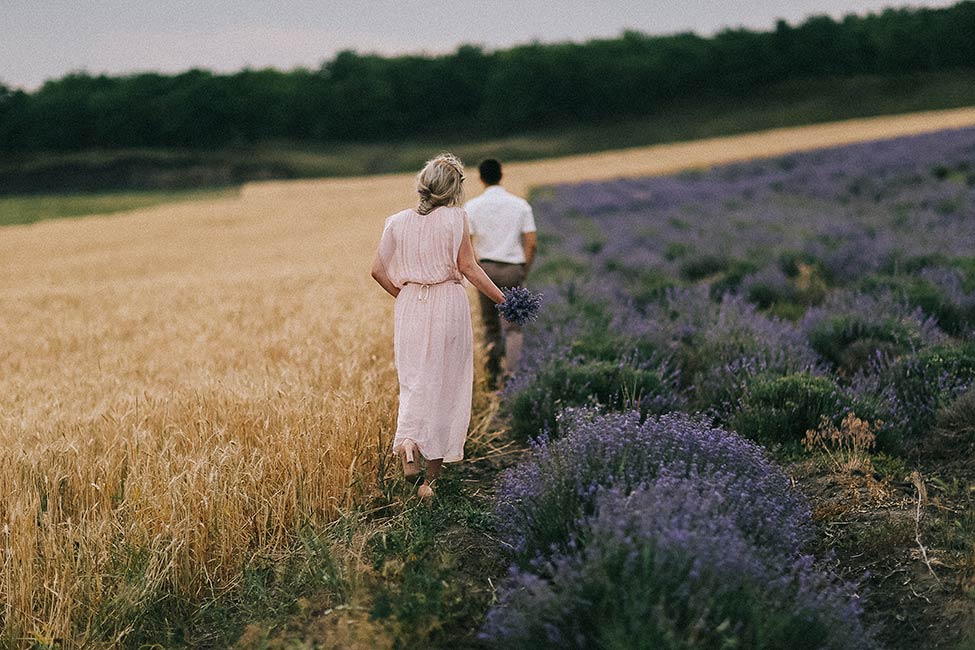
[481,129,975,646]
[481,411,877,648]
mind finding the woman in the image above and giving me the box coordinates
[371,153,505,500]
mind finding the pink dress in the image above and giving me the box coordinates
[378,206,473,462]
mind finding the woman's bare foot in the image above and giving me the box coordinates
[418,458,443,501]
[417,480,435,501]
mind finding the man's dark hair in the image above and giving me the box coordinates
[479,159,502,185]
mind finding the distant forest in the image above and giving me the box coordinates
[2,1,974,151]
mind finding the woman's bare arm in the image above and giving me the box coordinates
[371,252,400,298]
[458,220,505,304]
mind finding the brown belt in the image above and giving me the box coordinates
[403,279,462,301]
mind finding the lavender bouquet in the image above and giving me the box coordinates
[497,286,543,325]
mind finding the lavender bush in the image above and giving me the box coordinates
[483,480,877,650]
[662,289,822,413]
[858,267,975,337]
[800,289,946,373]
[874,342,975,446]
[495,410,810,565]
[730,372,852,445]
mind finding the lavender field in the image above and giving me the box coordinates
[510,126,975,447]
[485,127,975,648]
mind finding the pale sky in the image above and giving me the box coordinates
[1,1,958,90]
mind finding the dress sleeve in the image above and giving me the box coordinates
[377,216,400,287]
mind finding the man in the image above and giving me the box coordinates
[465,158,537,388]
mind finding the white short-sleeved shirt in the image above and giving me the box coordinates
[464,185,536,264]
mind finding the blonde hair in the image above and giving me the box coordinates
[415,153,465,215]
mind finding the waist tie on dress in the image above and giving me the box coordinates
[404,279,462,302]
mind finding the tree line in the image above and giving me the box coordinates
[2,1,974,151]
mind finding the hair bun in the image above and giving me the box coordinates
[415,153,466,215]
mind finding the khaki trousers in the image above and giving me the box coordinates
[478,260,527,387]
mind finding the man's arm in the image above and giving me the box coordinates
[521,201,538,271]
[522,231,537,270]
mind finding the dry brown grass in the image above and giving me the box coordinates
[0,176,420,643]
[3,107,975,645]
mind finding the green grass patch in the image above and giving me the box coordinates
[364,473,505,648]
[0,187,238,226]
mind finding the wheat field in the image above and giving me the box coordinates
[2,107,975,644]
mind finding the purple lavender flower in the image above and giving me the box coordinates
[497,286,543,325]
